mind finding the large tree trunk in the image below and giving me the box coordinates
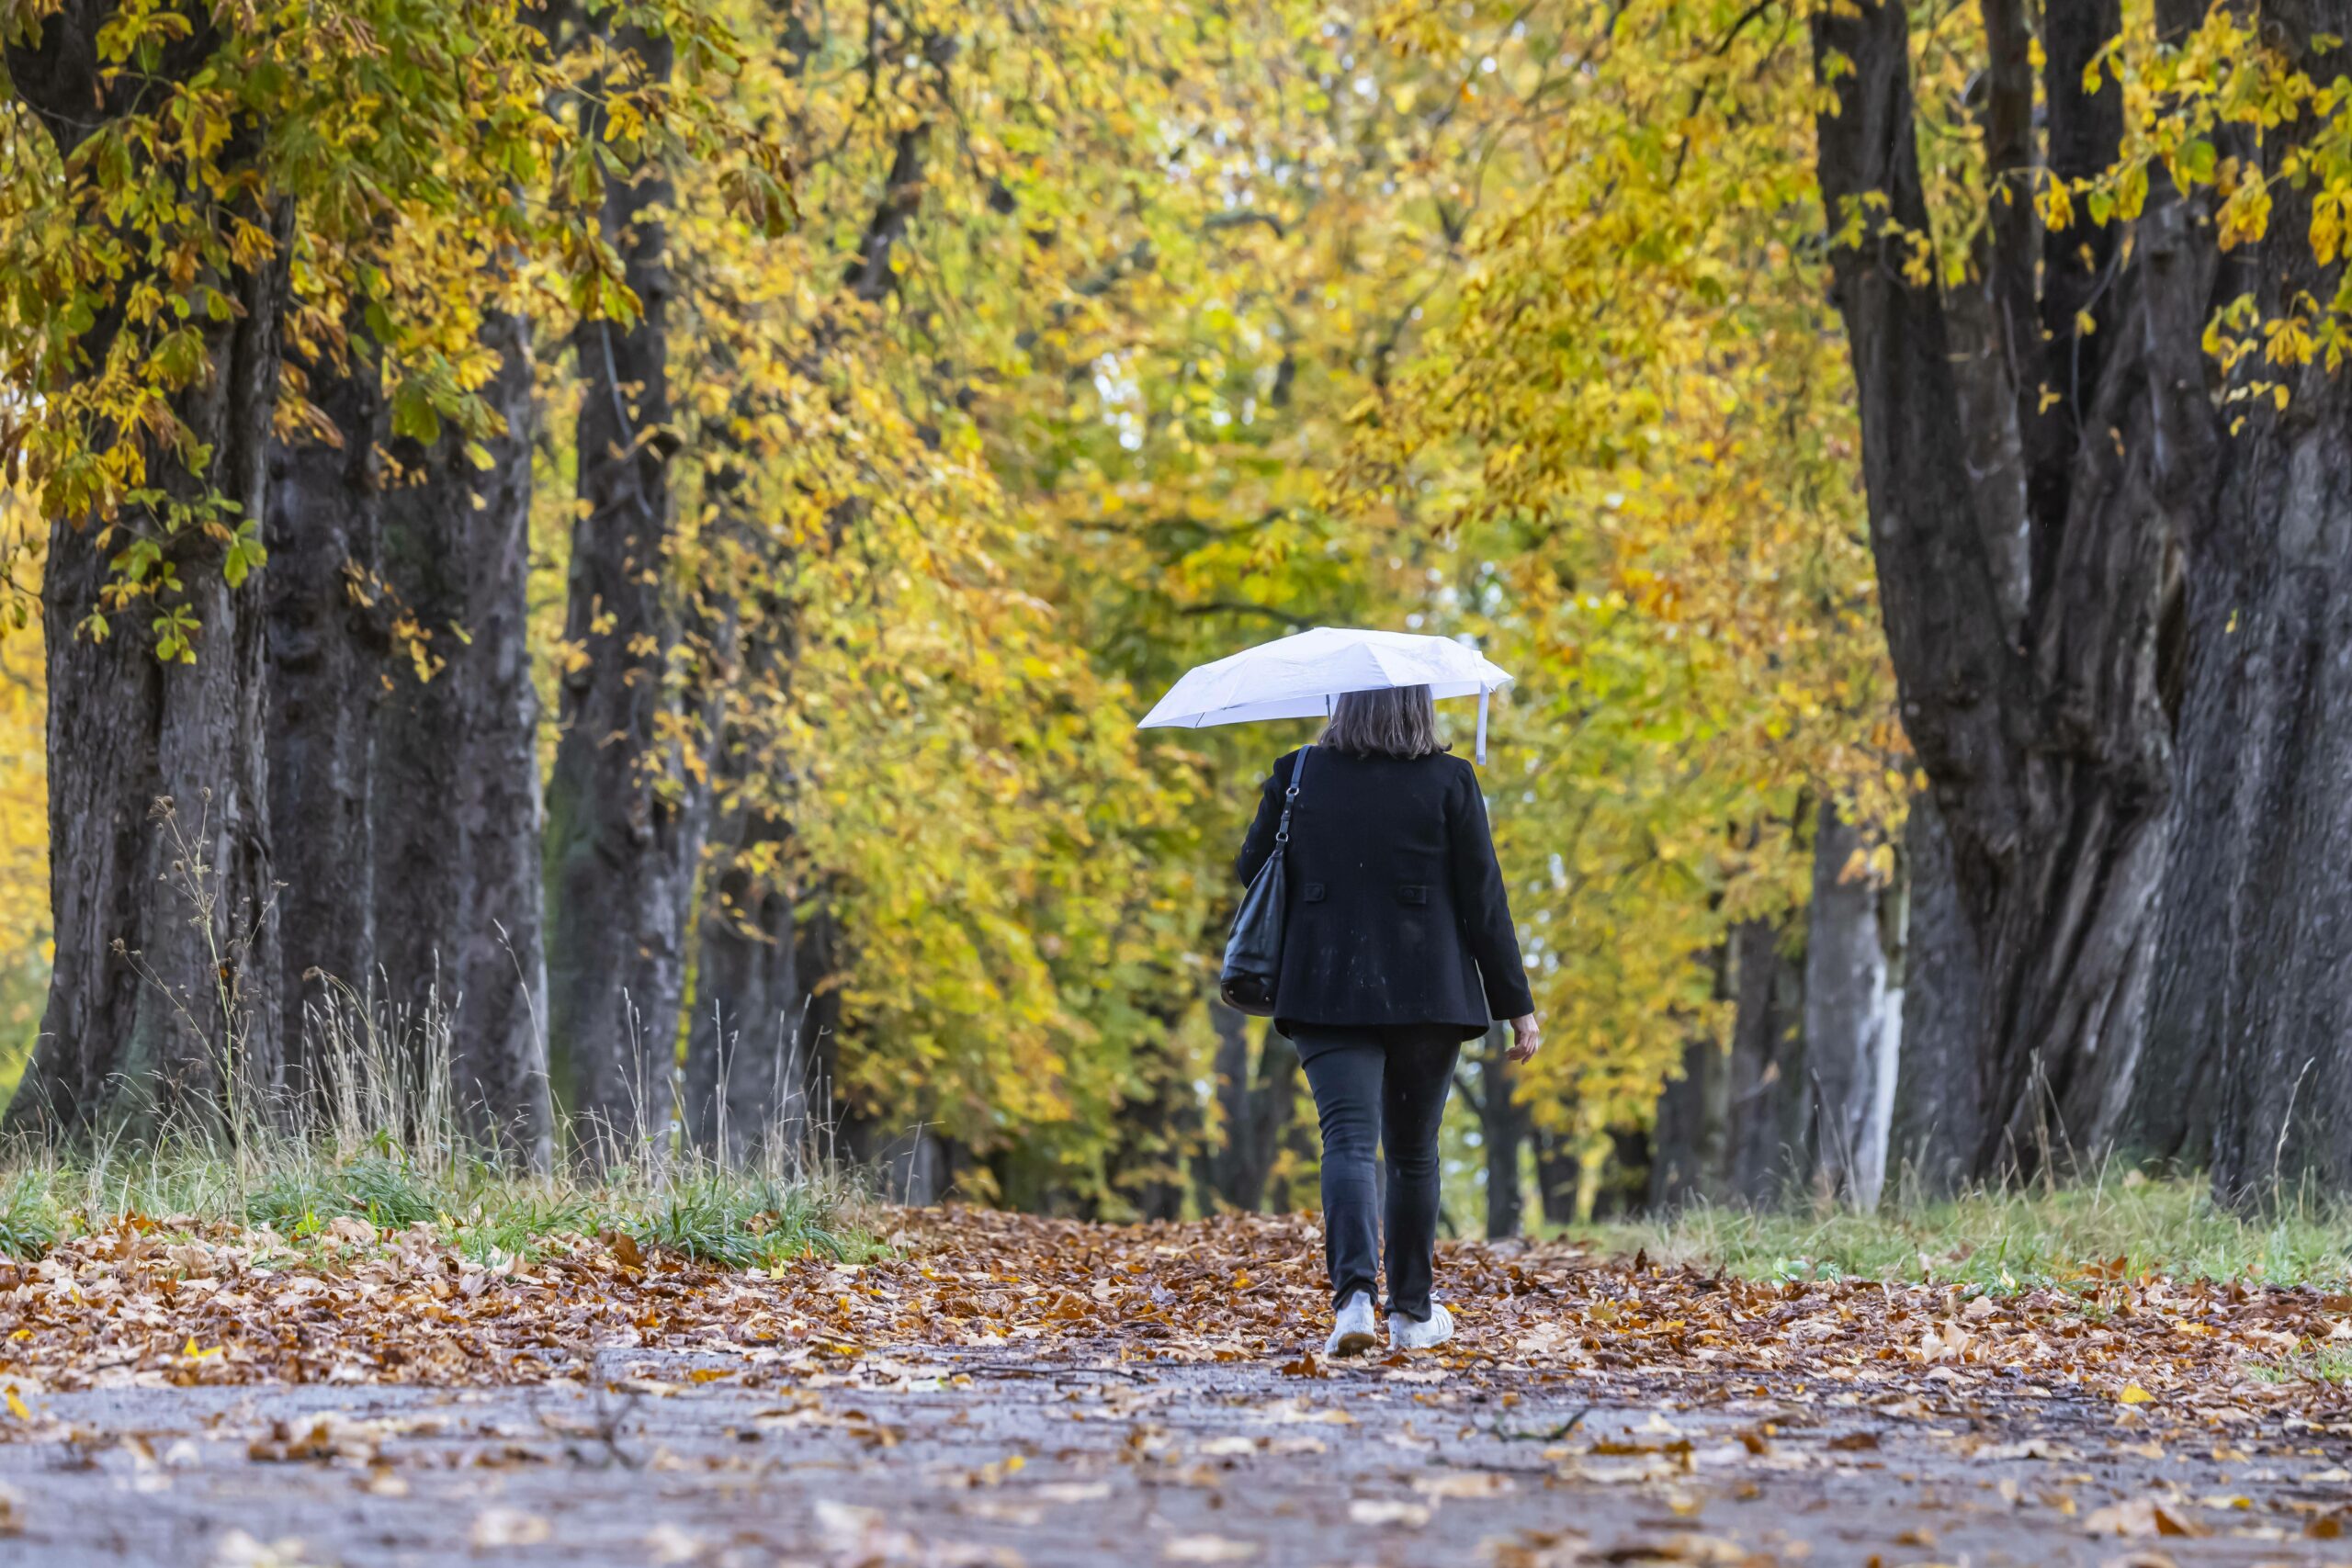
[373,441,468,1039]
[2123,578,2233,1174]
[683,449,800,1166]
[1724,916,1804,1203]
[264,350,386,1104]
[1813,0,2213,1183]
[2,15,289,1138]
[683,799,800,1165]
[370,313,551,1163]
[1646,1033,1727,1213]
[1202,1002,1295,1212]
[1803,803,1901,1209]
[1889,793,1986,1197]
[1592,1123,1652,1220]
[794,898,845,1126]
[2172,16,2352,1204]
[1534,1129,1580,1227]
[444,310,553,1164]
[544,20,701,1155]
[1468,1026,1530,1238]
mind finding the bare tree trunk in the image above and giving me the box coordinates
[1467,1025,1529,1238]
[795,898,844,1133]
[2181,17,2352,1203]
[1593,1124,1652,1220]
[264,350,385,1103]
[2124,569,2232,1174]
[445,310,553,1163]
[2,17,289,1137]
[868,1126,953,1205]
[683,444,800,1166]
[544,19,700,1155]
[1203,1002,1292,1212]
[1889,793,1985,1197]
[1813,0,2211,1183]
[684,799,800,1165]
[373,439,467,1039]
[1647,1034,1728,1213]
[1534,1129,1580,1226]
[368,313,551,1163]
[1804,803,1900,1208]
[1269,1072,1317,1214]
[1724,917,1804,1203]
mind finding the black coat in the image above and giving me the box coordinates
[1234,746,1534,1040]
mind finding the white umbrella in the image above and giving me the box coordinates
[1136,626,1514,762]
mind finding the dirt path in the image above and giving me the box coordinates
[0,1213,2346,1564]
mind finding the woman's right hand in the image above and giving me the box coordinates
[1506,1012,1541,1064]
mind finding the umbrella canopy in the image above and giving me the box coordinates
[1136,626,1513,761]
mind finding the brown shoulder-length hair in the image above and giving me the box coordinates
[1318,685,1443,759]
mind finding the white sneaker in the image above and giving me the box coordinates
[1325,1291,1377,1358]
[1388,1302,1453,1351]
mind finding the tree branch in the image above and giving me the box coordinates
[842,122,928,304]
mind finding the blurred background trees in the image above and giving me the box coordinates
[3,0,2348,1225]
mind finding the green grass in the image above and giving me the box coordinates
[2248,1344,2352,1385]
[1576,1176,2352,1294]
[0,1141,879,1269]
[0,968,884,1269]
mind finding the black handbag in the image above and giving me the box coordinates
[1220,748,1311,1016]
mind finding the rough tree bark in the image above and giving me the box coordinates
[544,18,700,1154]
[1457,1025,1530,1238]
[3,6,288,1139]
[443,313,553,1163]
[1647,1033,1728,1213]
[374,312,551,1162]
[264,349,386,1100]
[794,899,845,1132]
[1592,1123,1652,1220]
[2162,12,2352,1204]
[1889,793,1986,1197]
[1803,803,1902,1209]
[1724,916,1804,1203]
[1203,1003,1296,1213]
[1534,1130,1580,1226]
[1813,0,2212,1182]
[372,440,465,1041]
[683,791,801,1163]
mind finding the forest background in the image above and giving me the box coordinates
[1,0,2345,1234]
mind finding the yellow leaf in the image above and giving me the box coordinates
[2119,1382,2155,1404]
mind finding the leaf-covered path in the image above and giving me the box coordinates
[1,1212,2348,1564]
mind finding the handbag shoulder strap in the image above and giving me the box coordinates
[1275,746,1313,844]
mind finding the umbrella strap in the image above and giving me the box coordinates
[1476,689,1490,766]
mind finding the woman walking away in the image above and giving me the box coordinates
[1233,684,1539,1357]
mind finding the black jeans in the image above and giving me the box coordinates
[1294,1027,1461,1320]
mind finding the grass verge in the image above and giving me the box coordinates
[0,1142,878,1269]
[1576,1176,2352,1293]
